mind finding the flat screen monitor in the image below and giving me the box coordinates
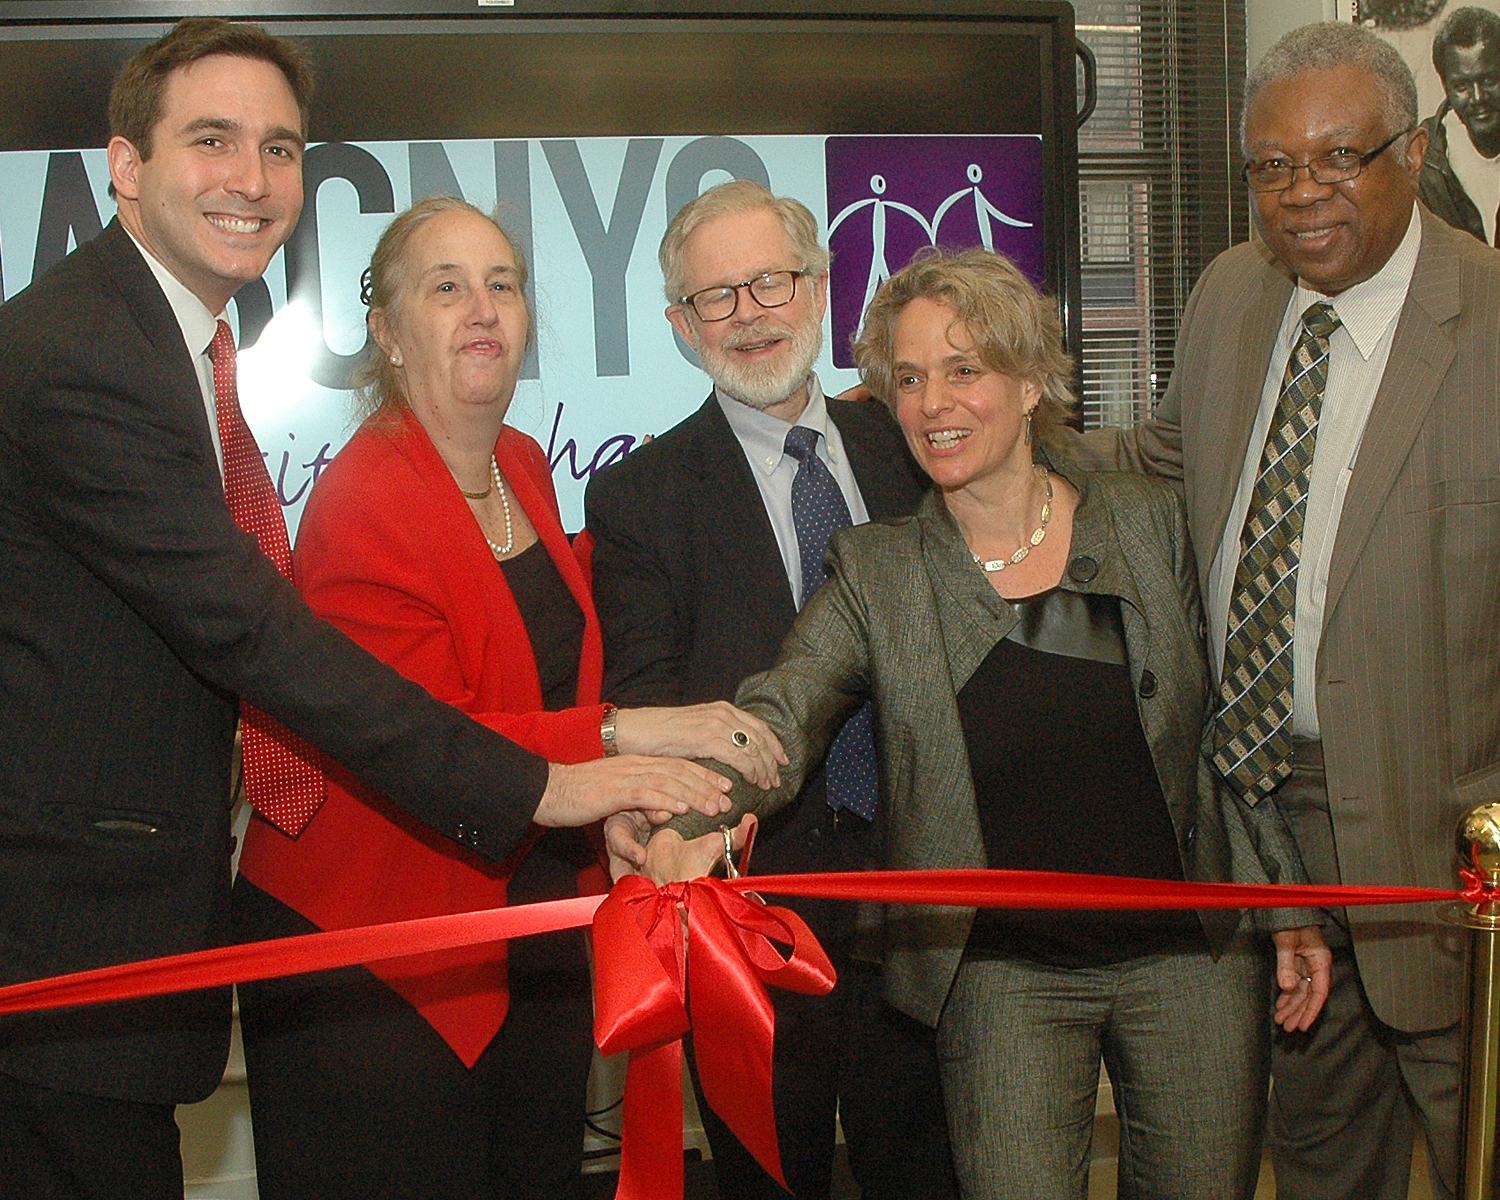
[0,1,1080,531]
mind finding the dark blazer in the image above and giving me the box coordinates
[584,391,927,866]
[0,220,548,1104]
[1056,208,1500,1031]
[669,471,1304,1027]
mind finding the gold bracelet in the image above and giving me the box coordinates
[600,704,619,757]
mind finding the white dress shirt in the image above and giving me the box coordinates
[1207,203,1421,737]
[716,373,873,609]
[123,227,227,477]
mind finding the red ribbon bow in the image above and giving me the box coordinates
[593,876,836,1199]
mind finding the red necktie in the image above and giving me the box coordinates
[212,320,327,836]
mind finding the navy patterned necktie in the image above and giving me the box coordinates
[1212,300,1341,803]
[784,425,878,820]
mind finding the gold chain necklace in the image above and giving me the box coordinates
[969,466,1053,573]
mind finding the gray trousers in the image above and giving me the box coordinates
[1269,741,1461,1200]
[936,938,1270,1200]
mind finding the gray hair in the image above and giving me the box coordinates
[658,179,830,305]
[1242,22,1417,154]
[1433,7,1500,74]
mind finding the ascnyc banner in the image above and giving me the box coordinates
[0,134,1043,533]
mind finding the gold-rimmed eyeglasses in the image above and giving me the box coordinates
[1240,128,1414,193]
[678,270,809,322]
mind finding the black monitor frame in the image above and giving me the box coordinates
[0,1,1082,352]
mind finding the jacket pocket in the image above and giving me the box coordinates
[1405,476,1500,511]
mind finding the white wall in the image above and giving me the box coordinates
[1248,0,1340,66]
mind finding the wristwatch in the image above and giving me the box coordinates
[600,704,620,757]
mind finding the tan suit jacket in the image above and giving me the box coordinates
[677,469,1303,1028]
[1056,207,1500,1031]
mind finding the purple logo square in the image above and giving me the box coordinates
[824,135,1046,368]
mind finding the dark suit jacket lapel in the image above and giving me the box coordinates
[92,219,221,478]
[830,398,924,520]
[1324,213,1459,623]
[687,396,799,641]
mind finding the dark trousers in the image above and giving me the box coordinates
[234,833,596,1200]
[1268,740,1461,1200]
[694,804,958,1200]
[0,1071,183,1200]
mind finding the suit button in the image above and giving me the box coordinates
[1138,670,1158,698]
[469,826,483,848]
[1068,556,1098,583]
[456,822,468,843]
[1197,618,1207,640]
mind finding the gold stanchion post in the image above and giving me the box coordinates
[1452,804,1500,1200]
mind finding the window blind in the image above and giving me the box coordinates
[1073,0,1247,429]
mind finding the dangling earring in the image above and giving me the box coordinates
[1024,408,1034,446]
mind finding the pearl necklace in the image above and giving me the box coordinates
[970,466,1052,573]
[475,457,514,558]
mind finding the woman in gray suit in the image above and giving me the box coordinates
[635,248,1331,1200]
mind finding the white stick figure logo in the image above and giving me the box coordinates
[933,164,1034,251]
[829,164,1033,317]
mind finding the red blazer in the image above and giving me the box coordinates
[238,408,605,1066]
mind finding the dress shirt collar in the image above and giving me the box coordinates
[715,374,839,474]
[121,225,224,358]
[1293,201,1421,360]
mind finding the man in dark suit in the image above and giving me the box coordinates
[1056,22,1500,1200]
[587,180,955,1200]
[0,21,730,1198]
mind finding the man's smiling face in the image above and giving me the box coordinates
[666,205,827,423]
[108,53,305,312]
[1245,64,1424,295]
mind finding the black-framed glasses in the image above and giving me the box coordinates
[678,270,809,322]
[1240,128,1414,193]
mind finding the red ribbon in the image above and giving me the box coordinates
[592,876,835,1198]
[0,868,1469,1199]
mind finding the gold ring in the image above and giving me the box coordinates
[720,825,739,879]
[732,729,751,748]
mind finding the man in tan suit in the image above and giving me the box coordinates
[1058,21,1500,1200]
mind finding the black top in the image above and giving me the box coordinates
[497,539,595,908]
[958,588,1204,967]
[498,540,585,712]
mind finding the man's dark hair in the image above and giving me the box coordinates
[108,17,315,158]
[1432,6,1500,77]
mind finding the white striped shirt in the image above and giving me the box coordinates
[1207,203,1422,737]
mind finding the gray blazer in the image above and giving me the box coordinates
[1055,208,1500,1031]
[676,467,1303,1028]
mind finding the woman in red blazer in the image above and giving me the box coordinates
[233,197,782,1199]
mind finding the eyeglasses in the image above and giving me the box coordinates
[1240,128,1414,193]
[678,270,809,322]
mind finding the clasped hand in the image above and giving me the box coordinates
[535,701,782,837]
[605,811,758,884]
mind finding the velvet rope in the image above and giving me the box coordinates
[0,869,1470,1199]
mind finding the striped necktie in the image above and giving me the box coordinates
[1212,300,1341,804]
[784,425,878,821]
[212,320,327,836]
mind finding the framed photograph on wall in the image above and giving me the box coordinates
[1345,0,1500,249]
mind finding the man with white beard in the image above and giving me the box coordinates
[585,180,955,1200]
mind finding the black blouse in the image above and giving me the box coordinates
[958,587,1205,968]
[497,540,584,713]
[497,540,594,909]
